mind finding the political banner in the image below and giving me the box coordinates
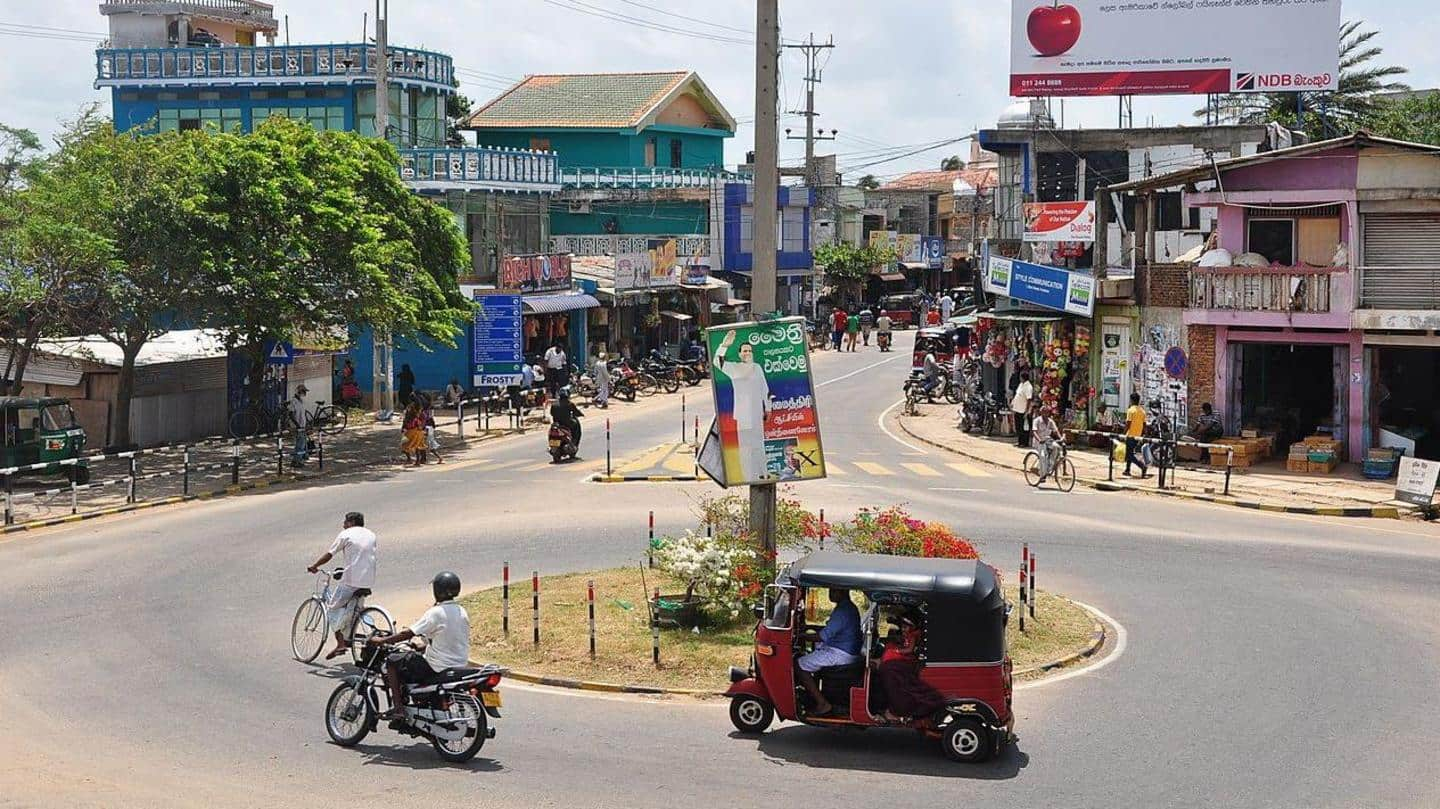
[985,256,1095,317]
[1024,201,1096,242]
[705,317,826,487]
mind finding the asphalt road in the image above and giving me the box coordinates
[4,331,1440,809]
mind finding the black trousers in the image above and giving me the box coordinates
[1014,413,1030,447]
[1125,436,1148,474]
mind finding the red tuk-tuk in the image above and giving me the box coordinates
[878,294,921,330]
[911,325,972,372]
[725,551,1014,763]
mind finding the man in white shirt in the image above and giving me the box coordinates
[307,512,378,661]
[939,293,955,321]
[1011,370,1035,447]
[289,384,310,467]
[715,329,772,482]
[543,342,568,396]
[369,571,472,717]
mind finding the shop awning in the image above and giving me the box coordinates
[900,261,929,270]
[947,313,980,326]
[978,311,1066,323]
[660,310,694,321]
[723,298,749,308]
[522,293,601,315]
[878,273,906,282]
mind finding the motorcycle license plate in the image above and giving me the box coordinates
[549,440,562,448]
[481,691,502,708]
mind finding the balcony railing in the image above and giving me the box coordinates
[398,147,560,192]
[560,167,749,190]
[550,234,711,257]
[96,43,452,88]
[100,0,278,28]
[1188,267,1334,313]
[1359,266,1440,310]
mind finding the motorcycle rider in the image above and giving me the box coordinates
[368,571,472,719]
[921,349,942,399]
[875,311,893,351]
[306,511,378,661]
[549,388,584,450]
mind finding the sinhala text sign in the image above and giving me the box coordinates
[986,255,1095,317]
[704,317,826,487]
[1009,0,1341,97]
[1395,456,1440,507]
[1024,201,1096,242]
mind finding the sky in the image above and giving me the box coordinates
[1,0,1436,183]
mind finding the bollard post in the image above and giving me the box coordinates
[456,400,464,440]
[587,579,597,660]
[531,571,540,648]
[651,587,661,667]
[182,446,191,497]
[71,475,79,515]
[606,418,612,477]
[819,508,826,550]
[1224,449,1233,496]
[647,510,655,568]
[231,439,240,485]
[502,562,510,637]
[1029,553,1037,618]
[276,433,284,476]
[127,456,137,504]
[1108,437,1116,481]
[694,417,699,447]
[681,394,686,443]
[316,434,324,471]
[1019,545,1028,633]
[3,475,12,526]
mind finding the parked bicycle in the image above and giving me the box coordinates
[229,399,347,440]
[291,567,394,665]
[1023,441,1076,492]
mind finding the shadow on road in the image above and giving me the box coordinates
[344,740,504,773]
[746,726,1028,779]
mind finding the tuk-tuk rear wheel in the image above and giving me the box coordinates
[728,696,774,735]
[940,718,991,763]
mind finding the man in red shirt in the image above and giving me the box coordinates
[925,307,942,327]
[830,307,847,351]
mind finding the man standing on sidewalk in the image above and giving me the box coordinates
[544,342,568,396]
[1010,371,1033,447]
[1124,392,1150,478]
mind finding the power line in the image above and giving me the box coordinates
[538,0,752,45]
[609,0,751,35]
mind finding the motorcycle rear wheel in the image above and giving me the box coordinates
[660,372,681,395]
[325,682,374,747]
[431,694,488,763]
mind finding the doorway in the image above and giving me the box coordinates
[1230,342,1340,452]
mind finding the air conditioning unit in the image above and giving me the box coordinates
[567,201,592,214]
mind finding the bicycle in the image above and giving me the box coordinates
[1023,441,1076,492]
[229,400,346,439]
[291,567,394,665]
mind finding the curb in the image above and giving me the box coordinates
[591,474,699,484]
[0,477,288,535]
[1013,619,1107,677]
[895,415,1408,521]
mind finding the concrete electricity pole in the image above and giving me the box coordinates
[371,0,395,415]
[750,0,779,555]
[784,34,835,190]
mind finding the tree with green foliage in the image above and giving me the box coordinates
[1199,20,1408,140]
[446,88,474,147]
[813,241,899,302]
[0,123,40,192]
[1364,92,1440,146]
[940,155,965,171]
[855,174,880,190]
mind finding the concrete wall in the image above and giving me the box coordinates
[471,127,725,170]
[1357,153,1440,191]
[550,202,708,236]
[1223,151,1357,192]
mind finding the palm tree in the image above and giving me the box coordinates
[1198,20,1409,139]
[940,155,965,171]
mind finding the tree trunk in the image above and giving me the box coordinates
[2,324,42,396]
[111,341,143,450]
[242,342,269,426]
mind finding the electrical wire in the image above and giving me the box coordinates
[538,0,753,45]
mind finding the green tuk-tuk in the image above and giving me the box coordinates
[0,397,89,483]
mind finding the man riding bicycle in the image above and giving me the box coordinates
[306,512,378,661]
[367,571,472,719]
[1031,411,1063,483]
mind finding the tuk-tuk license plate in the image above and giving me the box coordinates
[548,440,562,448]
[481,691,502,708]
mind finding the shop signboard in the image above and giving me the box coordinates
[1395,456,1440,507]
[1009,0,1341,98]
[985,256,1095,317]
[470,291,524,387]
[1024,201,1096,242]
[500,253,572,294]
[616,241,681,291]
[869,232,927,265]
[922,236,945,269]
[704,317,826,487]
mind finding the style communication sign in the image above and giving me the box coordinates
[500,253,572,294]
[1395,456,1440,507]
[985,256,1095,317]
[704,317,826,487]
[1009,0,1341,97]
[471,291,524,387]
[1024,201,1096,242]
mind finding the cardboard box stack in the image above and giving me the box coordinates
[1299,435,1343,474]
[1209,436,1273,469]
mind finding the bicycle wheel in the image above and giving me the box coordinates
[228,408,260,440]
[317,405,347,435]
[291,597,328,663]
[1055,456,1076,492]
[944,383,961,404]
[349,606,394,666]
[1022,452,1042,487]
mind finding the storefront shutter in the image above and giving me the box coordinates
[1361,214,1440,309]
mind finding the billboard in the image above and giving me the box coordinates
[500,253,572,294]
[471,291,524,387]
[704,318,826,487]
[1024,201,1096,242]
[985,256,1095,317]
[615,239,681,291]
[1009,0,1341,97]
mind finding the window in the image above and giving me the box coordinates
[670,138,683,168]
[645,137,657,167]
[740,206,754,254]
[1247,218,1295,265]
[156,107,243,133]
[781,207,805,253]
[254,105,348,133]
[529,138,551,152]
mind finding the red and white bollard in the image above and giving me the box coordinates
[531,571,540,647]
[502,562,510,636]
[587,579,597,660]
[1029,553,1037,619]
[1019,545,1028,634]
[651,587,661,666]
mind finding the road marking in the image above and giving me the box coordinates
[877,399,928,454]
[945,461,993,478]
[485,459,528,471]
[517,462,553,473]
[852,461,894,476]
[817,354,903,388]
[927,487,988,493]
[1017,599,1128,691]
[901,463,942,477]
[429,458,494,472]
[825,463,847,476]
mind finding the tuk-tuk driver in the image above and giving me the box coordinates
[797,589,863,715]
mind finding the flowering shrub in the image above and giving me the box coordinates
[831,507,979,560]
[653,529,754,613]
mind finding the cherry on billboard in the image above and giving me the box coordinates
[1010,0,1341,98]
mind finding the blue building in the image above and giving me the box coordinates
[715,183,815,313]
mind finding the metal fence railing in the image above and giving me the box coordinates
[1067,430,1236,496]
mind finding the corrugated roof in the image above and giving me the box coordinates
[36,330,229,368]
[465,71,710,130]
[879,169,966,192]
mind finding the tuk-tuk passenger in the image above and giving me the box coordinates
[797,589,863,715]
[875,611,946,723]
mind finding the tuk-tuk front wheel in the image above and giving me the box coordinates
[941,718,992,763]
[729,695,774,734]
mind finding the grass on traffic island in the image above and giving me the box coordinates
[460,567,1097,692]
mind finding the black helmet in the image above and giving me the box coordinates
[432,571,461,602]
[559,387,571,401]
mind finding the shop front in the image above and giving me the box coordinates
[973,313,1093,426]
[1366,339,1440,459]
[504,253,597,367]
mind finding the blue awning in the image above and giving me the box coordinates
[522,293,601,315]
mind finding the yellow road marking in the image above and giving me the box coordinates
[517,462,553,473]
[946,462,993,478]
[825,463,847,476]
[852,461,894,476]
[663,448,699,474]
[612,444,674,475]
[901,463,942,477]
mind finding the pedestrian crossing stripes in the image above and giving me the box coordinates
[851,461,894,476]
[945,461,993,478]
[901,463,942,477]
[821,459,993,480]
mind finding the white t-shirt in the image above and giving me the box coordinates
[410,601,471,671]
[328,526,377,588]
[940,296,954,319]
[1011,380,1034,415]
[725,359,770,431]
[544,347,567,370]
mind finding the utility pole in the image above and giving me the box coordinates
[750,0,779,556]
[783,34,836,191]
[372,0,395,416]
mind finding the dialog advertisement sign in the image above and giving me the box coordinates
[500,253,572,294]
[1395,456,1440,507]
[705,318,826,487]
[1009,0,1341,97]
[986,256,1095,317]
[471,291,524,387]
[1024,201,1096,242]
[615,240,681,291]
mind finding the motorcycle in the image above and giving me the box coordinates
[877,332,892,352]
[960,391,1001,436]
[548,423,579,463]
[324,640,504,764]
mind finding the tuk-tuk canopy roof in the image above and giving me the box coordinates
[785,551,1002,608]
[0,396,70,410]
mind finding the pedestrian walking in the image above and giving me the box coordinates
[400,402,425,465]
[423,399,443,464]
[396,363,415,407]
[859,305,874,347]
[593,351,611,409]
[1010,371,1034,447]
[845,311,860,352]
[925,307,942,327]
[289,383,311,467]
[1123,392,1150,478]
[939,291,955,322]
[544,342,568,396]
[830,307,847,351]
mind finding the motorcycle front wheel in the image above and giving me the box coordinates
[944,384,961,404]
[325,682,374,747]
[431,694,488,763]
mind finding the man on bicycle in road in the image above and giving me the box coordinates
[306,512,378,661]
[367,571,472,719]
[1031,411,1063,484]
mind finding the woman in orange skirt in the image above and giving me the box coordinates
[400,402,425,464]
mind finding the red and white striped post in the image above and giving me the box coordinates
[587,579,597,660]
[647,510,655,568]
[819,508,826,550]
[605,418,612,477]
[502,562,510,637]
[651,587,661,667]
[694,417,699,446]
[531,571,540,647]
[1029,553,1037,619]
[1019,545,1028,634]
[681,394,686,443]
